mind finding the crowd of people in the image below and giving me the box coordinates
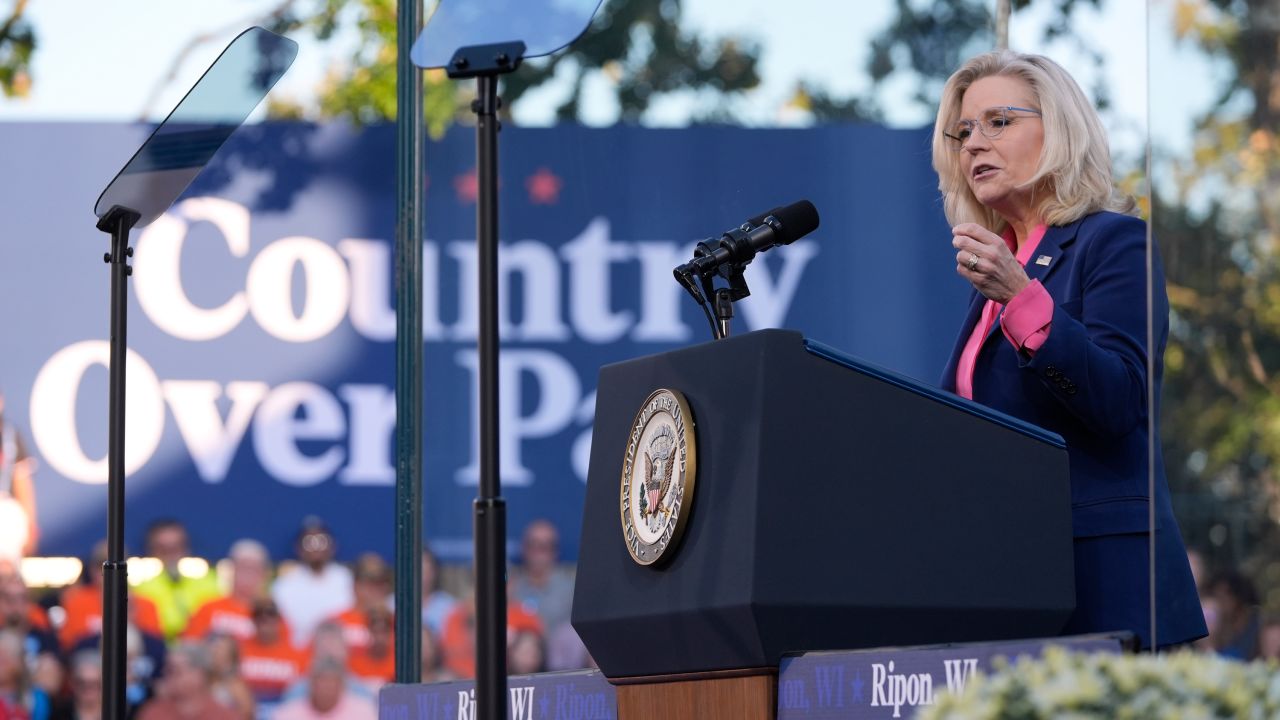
[0,517,590,720]
[3,392,1279,720]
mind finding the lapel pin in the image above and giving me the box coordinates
[1035,255,1052,266]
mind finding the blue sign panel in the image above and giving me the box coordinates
[379,670,615,720]
[0,122,964,562]
[777,635,1125,719]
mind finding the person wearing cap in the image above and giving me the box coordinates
[272,518,353,650]
[185,539,283,643]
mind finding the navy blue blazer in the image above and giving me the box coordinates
[940,211,1206,648]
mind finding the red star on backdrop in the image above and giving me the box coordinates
[453,168,478,203]
[525,167,563,205]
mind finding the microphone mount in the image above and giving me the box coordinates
[690,225,758,340]
[675,215,784,341]
[673,200,819,341]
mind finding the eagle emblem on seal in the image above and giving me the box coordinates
[642,425,676,519]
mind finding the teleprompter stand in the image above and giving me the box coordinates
[407,3,602,715]
[96,205,139,720]
[443,40,527,720]
[88,27,295,720]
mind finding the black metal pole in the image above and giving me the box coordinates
[474,72,507,720]
[394,0,425,684]
[97,205,138,720]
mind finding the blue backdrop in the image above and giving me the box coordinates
[0,122,967,563]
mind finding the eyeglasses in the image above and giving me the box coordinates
[943,106,1042,151]
[301,533,331,553]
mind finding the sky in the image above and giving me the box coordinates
[0,1,1214,145]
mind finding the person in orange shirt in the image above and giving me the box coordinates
[185,540,280,643]
[327,553,391,653]
[58,540,163,650]
[439,585,543,680]
[346,605,394,689]
[237,598,307,713]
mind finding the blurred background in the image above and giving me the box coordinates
[0,0,1276,715]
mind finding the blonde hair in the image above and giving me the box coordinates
[932,50,1134,231]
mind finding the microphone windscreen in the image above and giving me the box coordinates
[772,200,820,244]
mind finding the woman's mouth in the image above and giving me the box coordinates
[973,164,998,181]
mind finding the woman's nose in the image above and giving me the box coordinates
[964,131,992,152]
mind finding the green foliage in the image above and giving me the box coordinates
[257,0,460,136]
[862,0,1113,119]
[259,0,762,129]
[499,0,761,123]
[0,0,34,99]
[1150,0,1280,591]
[866,0,994,107]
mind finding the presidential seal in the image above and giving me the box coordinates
[620,388,697,566]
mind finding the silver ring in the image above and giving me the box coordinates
[967,253,979,271]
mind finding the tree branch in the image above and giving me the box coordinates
[136,0,299,121]
[0,0,28,41]
[1240,326,1270,386]
[1205,337,1251,402]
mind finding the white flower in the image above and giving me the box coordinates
[916,650,1280,720]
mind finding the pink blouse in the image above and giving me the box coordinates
[955,224,1052,400]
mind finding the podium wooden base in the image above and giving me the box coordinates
[613,668,777,720]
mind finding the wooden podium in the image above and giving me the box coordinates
[571,330,1076,719]
[614,669,775,720]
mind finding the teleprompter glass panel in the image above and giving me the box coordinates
[410,0,602,69]
[94,26,297,229]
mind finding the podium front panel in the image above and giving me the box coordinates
[573,330,1073,678]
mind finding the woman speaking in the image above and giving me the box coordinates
[933,50,1206,649]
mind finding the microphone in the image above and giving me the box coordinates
[674,200,820,282]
